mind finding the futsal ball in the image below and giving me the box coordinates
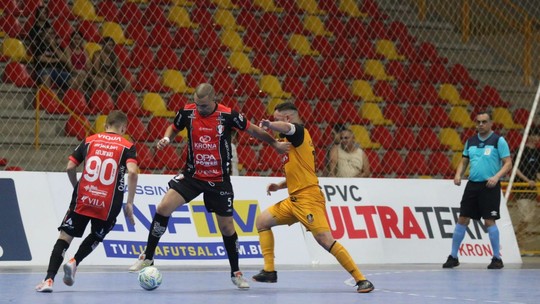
[138,266,162,290]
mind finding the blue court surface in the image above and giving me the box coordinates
[1,260,539,304]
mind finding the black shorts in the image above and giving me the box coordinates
[459,181,501,220]
[59,209,117,239]
[168,173,234,217]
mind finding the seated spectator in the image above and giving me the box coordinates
[62,31,94,92]
[328,129,370,177]
[92,37,132,97]
[33,26,71,92]
[27,5,50,56]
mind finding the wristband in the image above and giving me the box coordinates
[162,137,170,143]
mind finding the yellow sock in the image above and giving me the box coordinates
[330,241,366,282]
[259,229,275,272]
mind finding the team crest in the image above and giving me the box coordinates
[216,124,224,135]
[306,214,314,224]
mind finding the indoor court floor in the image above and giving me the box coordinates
[1,259,539,304]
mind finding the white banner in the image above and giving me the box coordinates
[0,172,521,266]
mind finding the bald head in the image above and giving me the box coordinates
[195,83,215,101]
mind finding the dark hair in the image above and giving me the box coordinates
[475,110,492,120]
[274,102,298,112]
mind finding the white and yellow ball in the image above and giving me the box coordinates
[138,266,162,290]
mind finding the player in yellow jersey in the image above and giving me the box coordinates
[252,102,374,293]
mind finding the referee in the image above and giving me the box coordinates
[443,111,512,269]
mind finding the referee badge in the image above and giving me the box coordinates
[307,214,314,224]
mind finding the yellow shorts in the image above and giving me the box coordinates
[268,187,329,235]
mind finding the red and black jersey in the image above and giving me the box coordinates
[172,103,250,182]
[69,132,137,221]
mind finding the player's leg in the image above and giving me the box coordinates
[482,184,503,269]
[36,210,83,292]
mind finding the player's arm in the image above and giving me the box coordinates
[516,168,535,187]
[260,120,293,134]
[267,180,287,196]
[66,159,78,188]
[487,156,512,188]
[246,124,290,154]
[124,161,139,225]
[454,156,469,186]
[327,145,338,177]
[157,124,180,150]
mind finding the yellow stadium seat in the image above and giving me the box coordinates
[266,98,285,115]
[162,70,195,94]
[360,103,392,125]
[260,75,292,99]
[253,0,284,12]
[168,6,198,28]
[492,107,523,129]
[212,0,239,9]
[364,59,394,81]
[449,106,475,128]
[438,83,468,106]
[220,30,251,52]
[84,42,102,60]
[142,93,176,117]
[350,80,383,102]
[2,38,30,62]
[440,128,464,151]
[288,34,319,56]
[228,52,261,74]
[171,0,195,6]
[349,125,381,149]
[303,15,332,37]
[214,9,244,31]
[339,0,368,18]
[94,115,108,133]
[73,0,104,22]
[376,40,405,61]
[296,0,326,14]
[100,22,133,45]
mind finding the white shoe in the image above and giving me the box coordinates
[231,271,250,289]
[35,278,53,292]
[63,258,77,286]
[128,253,154,272]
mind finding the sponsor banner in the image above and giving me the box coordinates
[0,172,521,266]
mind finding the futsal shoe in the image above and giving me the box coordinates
[252,269,278,283]
[35,278,53,292]
[442,255,460,268]
[487,257,504,269]
[356,280,375,293]
[63,258,77,286]
[231,271,250,289]
[128,253,154,272]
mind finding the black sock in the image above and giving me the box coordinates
[145,213,169,260]
[46,239,70,281]
[74,234,101,265]
[222,232,240,275]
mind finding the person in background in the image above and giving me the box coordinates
[328,129,370,177]
[33,26,71,92]
[443,111,512,270]
[36,111,138,292]
[92,37,132,97]
[252,102,374,293]
[513,129,540,246]
[62,31,94,92]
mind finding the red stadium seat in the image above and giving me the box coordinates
[127,116,151,142]
[179,49,204,72]
[480,85,510,108]
[236,145,259,170]
[274,53,298,76]
[384,104,405,126]
[338,102,366,124]
[134,143,158,169]
[371,126,393,149]
[362,0,389,19]
[97,0,119,22]
[347,18,368,39]
[406,62,428,83]
[304,77,331,100]
[460,85,481,105]
[168,93,188,111]
[134,68,166,92]
[417,127,446,151]
[259,12,279,34]
[398,39,420,62]
[313,100,339,124]
[294,100,315,123]
[252,53,275,75]
[191,8,214,28]
[0,14,23,38]
[77,20,101,43]
[2,62,34,87]
[333,36,354,59]
[241,98,266,121]
[311,36,335,57]
[129,45,155,69]
[428,62,451,84]
[237,11,260,33]
[342,58,368,80]
[143,2,171,26]
[172,28,197,49]
[450,63,478,86]
[63,89,94,115]
[429,151,453,177]
[155,145,184,170]
[386,61,407,82]
[505,130,523,151]
[204,49,229,72]
[364,150,382,176]
[513,108,531,126]
[404,151,430,175]
[259,145,283,171]
[418,42,447,64]
[147,116,171,140]
[244,31,267,53]
[234,74,263,97]
[265,32,289,54]
[404,105,429,127]
[366,19,389,40]
[48,0,76,20]
[279,13,304,34]
[117,2,143,25]
[315,148,327,172]
[380,150,406,175]
[320,57,342,79]
[187,70,208,88]
[149,24,174,48]
[387,21,415,44]
[89,90,115,114]
[155,46,180,70]
[297,56,321,78]
[354,37,382,60]
[283,76,306,99]
[428,105,457,128]
[374,81,397,103]
[417,83,444,105]
[330,78,355,102]
[392,127,417,150]
[116,91,152,116]
[65,115,91,140]
[395,82,417,104]
[309,124,334,148]
[196,26,224,51]
[325,16,347,38]
[221,96,240,112]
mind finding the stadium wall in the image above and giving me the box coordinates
[0,172,522,266]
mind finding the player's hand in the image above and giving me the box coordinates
[267,183,280,196]
[527,180,536,187]
[486,176,499,188]
[274,141,291,154]
[124,203,135,225]
[259,119,271,130]
[156,137,170,150]
[454,175,461,186]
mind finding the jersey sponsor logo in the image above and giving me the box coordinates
[194,154,218,166]
[83,185,108,197]
[199,135,212,143]
[193,142,217,150]
[81,195,106,208]
[0,179,32,261]
[97,134,122,141]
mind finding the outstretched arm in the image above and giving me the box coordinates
[246,124,290,154]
